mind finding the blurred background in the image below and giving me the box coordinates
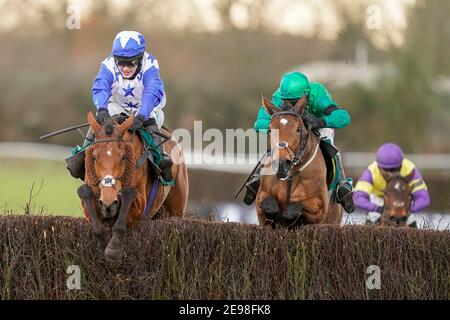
[0,0,449,227]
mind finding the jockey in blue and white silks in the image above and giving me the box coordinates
[89,30,173,182]
[93,30,166,128]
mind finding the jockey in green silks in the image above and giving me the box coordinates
[244,71,355,213]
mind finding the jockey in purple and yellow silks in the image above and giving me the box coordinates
[353,143,430,223]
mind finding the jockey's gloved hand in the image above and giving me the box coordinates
[96,108,110,124]
[129,115,145,132]
[303,114,326,129]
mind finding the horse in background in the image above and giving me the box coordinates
[78,111,189,262]
[381,173,415,227]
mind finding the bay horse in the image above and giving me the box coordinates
[256,95,342,228]
[380,172,414,227]
[78,111,189,262]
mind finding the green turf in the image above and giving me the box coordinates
[0,158,83,216]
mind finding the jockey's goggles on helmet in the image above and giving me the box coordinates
[115,58,140,68]
[114,54,143,68]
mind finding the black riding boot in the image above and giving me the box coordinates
[146,120,173,182]
[243,165,262,205]
[65,128,94,181]
[334,153,355,213]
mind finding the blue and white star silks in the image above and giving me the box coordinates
[92,51,165,120]
[125,101,138,109]
[123,84,135,97]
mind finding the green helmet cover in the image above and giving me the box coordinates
[279,72,311,100]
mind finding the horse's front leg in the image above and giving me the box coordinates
[105,187,137,262]
[256,190,280,227]
[77,185,107,250]
[288,194,327,225]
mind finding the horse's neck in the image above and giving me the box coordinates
[299,130,318,165]
[291,129,320,177]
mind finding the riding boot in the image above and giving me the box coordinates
[243,164,262,205]
[146,120,173,182]
[334,153,355,213]
[65,128,94,181]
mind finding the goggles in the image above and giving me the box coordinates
[113,54,142,68]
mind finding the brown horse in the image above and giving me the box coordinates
[380,172,414,227]
[78,111,189,262]
[256,95,342,228]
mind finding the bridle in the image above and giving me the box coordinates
[85,137,137,190]
[268,110,321,206]
[269,111,319,182]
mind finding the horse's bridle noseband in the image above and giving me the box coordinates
[269,111,317,181]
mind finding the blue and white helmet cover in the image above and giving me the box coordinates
[112,31,146,58]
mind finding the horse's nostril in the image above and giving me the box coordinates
[284,160,292,168]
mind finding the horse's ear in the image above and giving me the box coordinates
[118,114,134,136]
[293,95,308,114]
[87,111,102,135]
[262,94,278,115]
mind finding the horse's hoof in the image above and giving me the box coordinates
[104,244,124,263]
[283,202,303,223]
[260,197,279,219]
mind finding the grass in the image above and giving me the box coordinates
[0,159,83,216]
